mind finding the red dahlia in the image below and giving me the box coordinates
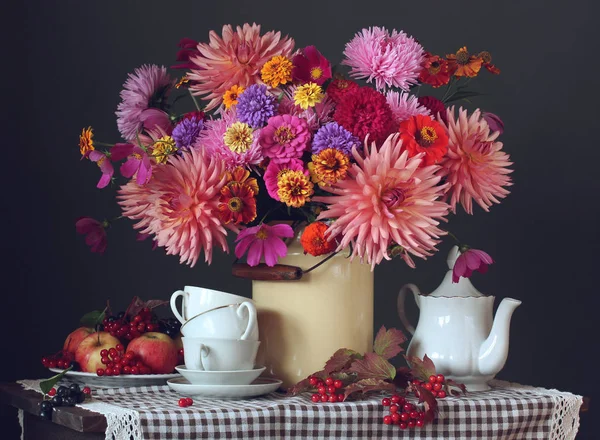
[334,87,395,144]
[326,78,359,103]
[399,114,449,166]
[417,96,447,124]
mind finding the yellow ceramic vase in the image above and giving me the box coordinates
[252,231,374,389]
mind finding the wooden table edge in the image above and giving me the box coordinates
[0,382,107,433]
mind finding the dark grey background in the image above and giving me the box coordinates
[2,1,598,438]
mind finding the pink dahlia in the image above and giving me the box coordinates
[452,248,494,283]
[342,27,425,91]
[116,65,173,140]
[292,46,332,85]
[333,87,395,144]
[194,109,263,169]
[118,148,231,267]
[234,223,294,267]
[385,91,430,125]
[439,107,513,214]
[188,23,295,111]
[278,86,336,131]
[263,158,307,200]
[260,115,311,161]
[315,133,450,268]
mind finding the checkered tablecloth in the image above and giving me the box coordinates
[18,379,582,440]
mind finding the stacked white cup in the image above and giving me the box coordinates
[171,286,262,385]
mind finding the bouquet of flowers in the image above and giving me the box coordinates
[77,23,511,279]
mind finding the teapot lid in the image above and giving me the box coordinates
[428,246,484,297]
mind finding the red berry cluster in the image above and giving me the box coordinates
[41,350,75,369]
[103,308,159,342]
[382,395,425,429]
[308,376,345,403]
[96,345,152,376]
[413,374,447,398]
[178,397,193,407]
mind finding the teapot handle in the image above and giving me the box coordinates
[397,284,421,335]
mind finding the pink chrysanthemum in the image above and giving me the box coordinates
[315,133,450,268]
[260,115,311,161]
[263,158,307,200]
[278,86,336,131]
[342,27,425,91]
[118,149,232,267]
[194,109,263,169]
[116,65,173,140]
[385,91,430,125]
[188,23,295,111]
[439,107,513,214]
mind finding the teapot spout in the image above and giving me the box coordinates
[478,298,521,376]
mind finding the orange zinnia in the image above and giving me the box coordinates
[446,47,482,78]
[79,126,95,158]
[225,166,259,195]
[300,221,337,256]
[218,182,257,225]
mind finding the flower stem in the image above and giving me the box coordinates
[444,229,461,244]
[189,89,201,111]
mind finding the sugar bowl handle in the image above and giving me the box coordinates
[397,284,421,335]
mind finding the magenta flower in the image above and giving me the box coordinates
[260,114,311,161]
[452,248,494,283]
[263,158,306,200]
[88,151,114,189]
[292,46,332,86]
[235,223,294,267]
[75,217,108,254]
[120,146,153,185]
[482,112,504,135]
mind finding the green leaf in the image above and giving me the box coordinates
[324,348,363,375]
[343,378,397,400]
[405,354,436,382]
[373,326,407,360]
[348,352,396,381]
[80,309,106,328]
[40,366,73,395]
[445,90,484,103]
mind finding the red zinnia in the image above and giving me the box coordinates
[217,183,257,225]
[292,46,332,86]
[399,115,449,166]
[300,222,337,256]
[419,54,452,88]
[326,78,359,103]
[417,96,447,124]
[334,87,395,145]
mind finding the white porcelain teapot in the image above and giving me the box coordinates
[397,246,521,391]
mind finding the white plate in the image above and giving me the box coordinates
[175,365,266,386]
[49,368,180,389]
[167,376,282,398]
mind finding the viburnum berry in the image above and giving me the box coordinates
[318,386,327,395]
[408,420,416,428]
[389,404,399,414]
[309,377,318,386]
[436,374,445,383]
[337,394,344,402]
[82,387,91,396]
[178,398,187,407]
[116,344,124,352]
[333,380,343,389]
[399,422,408,429]
[327,385,336,394]
[381,398,391,406]
[97,368,105,376]
[410,411,419,419]
[390,394,401,404]
[328,395,337,403]
[311,394,320,403]
[325,377,334,386]
[391,413,401,423]
[100,349,108,358]
[383,415,392,425]
[47,388,56,397]
[185,397,193,406]
[400,412,410,422]
[416,420,424,427]
[429,375,437,383]
[320,394,328,402]
[424,382,433,391]
[438,390,447,398]
[433,383,443,391]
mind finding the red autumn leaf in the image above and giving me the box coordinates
[406,354,436,382]
[343,378,397,400]
[392,366,412,389]
[445,379,467,396]
[373,326,407,360]
[125,296,169,319]
[324,348,363,375]
[348,352,396,381]
[413,383,439,423]
[286,370,327,396]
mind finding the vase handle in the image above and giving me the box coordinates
[397,284,421,335]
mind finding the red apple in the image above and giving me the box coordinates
[63,327,95,355]
[75,332,121,373]
[127,332,178,374]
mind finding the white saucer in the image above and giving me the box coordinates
[167,376,282,398]
[175,365,266,385]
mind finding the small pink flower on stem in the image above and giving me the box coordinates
[452,248,494,283]
[120,145,153,185]
[235,223,294,267]
[75,217,108,254]
[88,151,114,189]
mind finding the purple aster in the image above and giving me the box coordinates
[116,64,173,140]
[236,84,278,128]
[311,122,360,155]
[172,116,204,149]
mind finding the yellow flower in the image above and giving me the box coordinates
[293,82,324,110]
[223,85,245,109]
[309,148,350,186]
[260,55,293,88]
[277,170,314,208]
[152,136,177,164]
[79,126,95,157]
[175,76,190,89]
[224,122,254,153]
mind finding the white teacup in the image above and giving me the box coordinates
[183,337,260,371]
[180,302,259,340]
[170,286,252,324]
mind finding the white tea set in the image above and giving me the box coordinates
[166,286,282,398]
